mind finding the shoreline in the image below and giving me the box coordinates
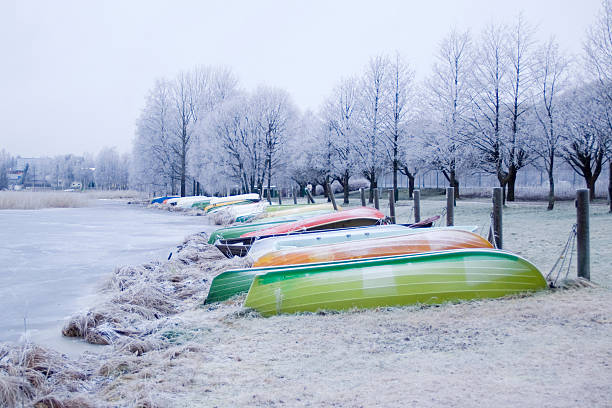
[1,199,611,407]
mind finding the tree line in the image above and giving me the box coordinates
[132,3,612,210]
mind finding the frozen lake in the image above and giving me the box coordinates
[0,200,215,351]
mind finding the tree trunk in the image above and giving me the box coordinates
[393,158,398,202]
[506,166,517,202]
[547,168,555,211]
[180,151,186,197]
[546,153,555,210]
[342,172,350,204]
[407,174,415,198]
[449,169,459,200]
[587,177,596,201]
[368,171,377,204]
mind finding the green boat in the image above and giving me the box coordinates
[242,249,547,316]
[207,219,296,244]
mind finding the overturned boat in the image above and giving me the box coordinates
[241,207,385,238]
[243,249,548,316]
[252,229,492,267]
[247,225,479,263]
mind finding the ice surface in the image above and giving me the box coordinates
[0,200,216,346]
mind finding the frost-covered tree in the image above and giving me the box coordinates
[502,14,536,201]
[383,53,414,201]
[528,38,570,210]
[0,149,13,190]
[559,84,610,200]
[253,86,297,198]
[426,29,473,198]
[322,77,361,204]
[95,147,129,190]
[133,66,238,196]
[464,24,509,191]
[357,55,391,203]
[584,0,612,209]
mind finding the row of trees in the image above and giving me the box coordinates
[0,148,129,190]
[132,2,612,211]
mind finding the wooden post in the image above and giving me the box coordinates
[446,187,454,226]
[326,182,338,211]
[413,189,421,223]
[492,187,503,249]
[293,187,297,204]
[374,188,380,210]
[388,189,396,224]
[305,188,315,204]
[196,181,200,196]
[576,189,590,280]
[360,188,366,207]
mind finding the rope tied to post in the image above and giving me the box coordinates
[486,211,499,249]
[546,224,577,288]
[433,207,446,227]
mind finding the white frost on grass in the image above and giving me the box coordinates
[1,199,611,407]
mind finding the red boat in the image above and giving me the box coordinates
[240,207,386,238]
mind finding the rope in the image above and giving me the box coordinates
[546,224,577,288]
[434,207,446,227]
[486,211,499,249]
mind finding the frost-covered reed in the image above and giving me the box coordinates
[0,191,91,210]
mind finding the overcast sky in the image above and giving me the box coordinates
[0,0,602,157]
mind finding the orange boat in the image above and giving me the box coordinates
[240,207,385,238]
[252,229,493,267]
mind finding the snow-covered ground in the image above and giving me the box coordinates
[1,198,610,407]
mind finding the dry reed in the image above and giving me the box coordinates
[0,191,91,210]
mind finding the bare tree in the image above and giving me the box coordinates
[464,24,509,194]
[323,77,360,204]
[358,55,391,203]
[426,29,473,198]
[383,52,414,201]
[503,14,535,201]
[252,86,296,197]
[528,38,570,210]
[559,84,610,200]
[584,0,612,210]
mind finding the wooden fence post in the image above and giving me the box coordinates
[360,188,366,207]
[388,189,396,223]
[492,187,503,249]
[374,188,380,210]
[413,189,420,223]
[576,189,590,280]
[326,182,338,211]
[446,187,454,226]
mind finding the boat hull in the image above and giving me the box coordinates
[243,249,548,316]
[253,229,492,267]
[241,207,385,238]
[248,225,480,263]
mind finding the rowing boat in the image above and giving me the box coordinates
[207,219,298,244]
[206,229,490,301]
[248,225,480,264]
[240,207,385,238]
[243,249,547,316]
